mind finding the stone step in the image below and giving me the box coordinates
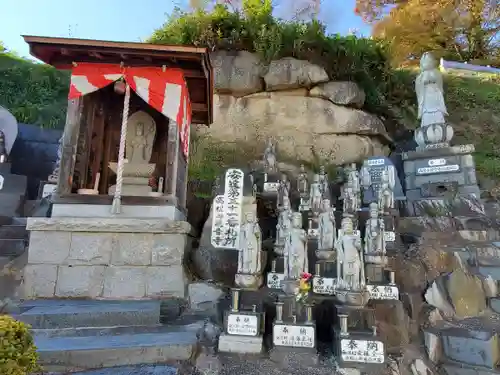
[0,224,28,239]
[17,300,161,329]
[32,325,198,372]
[0,238,26,257]
[45,364,181,375]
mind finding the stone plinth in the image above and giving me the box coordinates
[403,144,482,216]
[23,217,193,300]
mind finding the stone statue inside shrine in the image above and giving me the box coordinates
[416,52,448,127]
[277,173,291,210]
[109,111,157,196]
[297,164,309,198]
[263,140,277,173]
[309,174,322,214]
[237,211,263,275]
[336,216,363,290]
[378,168,395,211]
[0,131,7,163]
[286,212,308,280]
[364,202,385,256]
[276,196,292,249]
[126,119,155,164]
[318,198,336,251]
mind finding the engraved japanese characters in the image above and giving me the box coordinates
[210,168,245,249]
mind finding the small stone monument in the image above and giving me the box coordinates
[267,197,291,289]
[41,133,63,198]
[309,174,322,216]
[403,52,482,215]
[261,139,281,195]
[108,110,156,196]
[360,157,404,205]
[218,289,264,354]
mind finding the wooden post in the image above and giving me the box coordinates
[55,97,83,196]
[164,120,179,205]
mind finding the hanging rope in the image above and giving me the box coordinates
[111,82,131,214]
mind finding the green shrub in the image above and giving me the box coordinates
[0,52,69,128]
[0,315,41,375]
[148,2,394,114]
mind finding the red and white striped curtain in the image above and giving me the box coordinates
[68,63,192,158]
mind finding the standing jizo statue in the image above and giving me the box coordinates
[318,198,336,251]
[277,173,291,210]
[378,168,396,211]
[364,202,385,256]
[237,212,262,275]
[297,164,309,198]
[286,212,308,280]
[263,140,277,174]
[309,174,322,214]
[336,216,364,290]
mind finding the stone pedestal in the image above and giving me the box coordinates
[403,144,482,216]
[23,217,192,300]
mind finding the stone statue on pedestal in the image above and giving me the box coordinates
[263,140,277,173]
[0,131,7,163]
[309,174,322,214]
[416,52,448,127]
[378,168,395,211]
[318,198,336,251]
[286,212,308,279]
[277,173,291,210]
[237,212,262,275]
[297,164,309,198]
[336,216,363,290]
[276,196,292,248]
[364,202,385,256]
[348,164,361,209]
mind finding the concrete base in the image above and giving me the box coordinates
[51,203,186,221]
[217,333,264,354]
[23,217,192,300]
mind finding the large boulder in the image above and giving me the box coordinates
[310,81,366,108]
[209,50,265,96]
[197,93,389,164]
[263,57,329,91]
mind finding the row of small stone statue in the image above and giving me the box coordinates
[272,161,396,216]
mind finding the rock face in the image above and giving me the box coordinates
[201,52,389,165]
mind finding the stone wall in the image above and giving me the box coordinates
[22,218,192,300]
[196,51,390,165]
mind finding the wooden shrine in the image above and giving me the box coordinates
[23,35,213,219]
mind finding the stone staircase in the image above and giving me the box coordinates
[0,215,28,300]
[14,300,202,373]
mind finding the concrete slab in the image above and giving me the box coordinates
[18,300,161,329]
[34,328,198,371]
[0,224,28,239]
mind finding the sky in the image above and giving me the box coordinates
[0,0,370,60]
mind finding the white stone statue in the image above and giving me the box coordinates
[237,212,262,275]
[277,173,291,210]
[276,196,292,247]
[285,212,308,279]
[348,164,361,210]
[297,164,309,198]
[364,202,385,255]
[378,167,395,211]
[343,184,359,214]
[336,216,364,290]
[126,111,156,164]
[318,199,336,250]
[319,165,330,199]
[263,140,277,173]
[416,52,448,127]
[309,174,322,213]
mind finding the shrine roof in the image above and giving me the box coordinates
[23,35,213,125]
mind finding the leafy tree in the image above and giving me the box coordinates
[356,0,499,65]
